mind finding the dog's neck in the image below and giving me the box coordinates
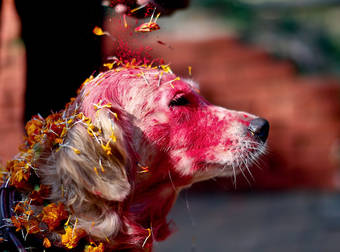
[128,160,190,242]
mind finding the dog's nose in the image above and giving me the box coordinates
[248,118,270,142]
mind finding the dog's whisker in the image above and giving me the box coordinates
[243,157,255,182]
[183,190,197,252]
[232,164,237,189]
[184,190,191,217]
[252,159,263,171]
[250,152,262,166]
[168,170,177,192]
[238,160,251,186]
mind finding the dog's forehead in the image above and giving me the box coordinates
[120,68,196,108]
[108,68,195,99]
[78,67,198,118]
[122,68,191,88]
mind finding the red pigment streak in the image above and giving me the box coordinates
[157,40,173,49]
[157,40,167,46]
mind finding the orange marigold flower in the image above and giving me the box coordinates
[135,13,161,33]
[25,210,34,216]
[44,113,67,144]
[41,202,68,231]
[85,242,105,252]
[13,202,26,214]
[30,184,51,205]
[10,216,23,232]
[65,97,76,109]
[54,137,63,145]
[61,225,86,249]
[60,126,68,138]
[10,215,40,234]
[13,167,28,181]
[93,26,105,36]
[45,113,62,125]
[43,237,52,248]
[18,143,28,152]
[135,22,160,33]
[25,115,44,146]
[25,218,40,234]
[7,160,32,190]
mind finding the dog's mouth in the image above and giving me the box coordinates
[191,137,267,184]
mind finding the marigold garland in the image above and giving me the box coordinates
[2,98,93,249]
[29,184,51,205]
[7,159,32,190]
[41,202,69,231]
[85,242,105,252]
[3,102,101,249]
[43,237,52,248]
[61,225,87,249]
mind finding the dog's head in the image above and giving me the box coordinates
[39,66,268,249]
[77,67,268,181]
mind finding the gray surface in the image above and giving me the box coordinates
[155,191,340,252]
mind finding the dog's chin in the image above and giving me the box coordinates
[191,164,234,183]
[191,142,267,184]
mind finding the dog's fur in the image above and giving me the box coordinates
[32,67,266,250]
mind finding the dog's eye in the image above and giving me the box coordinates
[169,96,190,107]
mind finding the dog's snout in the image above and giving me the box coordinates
[248,118,270,142]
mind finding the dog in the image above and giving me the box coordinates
[1,65,269,251]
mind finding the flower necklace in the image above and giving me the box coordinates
[2,96,107,251]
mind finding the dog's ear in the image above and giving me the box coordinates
[46,108,133,238]
[56,109,131,203]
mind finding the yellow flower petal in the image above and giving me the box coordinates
[93,26,105,36]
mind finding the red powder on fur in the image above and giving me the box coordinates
[114,38,164,66]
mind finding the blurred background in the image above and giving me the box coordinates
[1,0,340,251]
